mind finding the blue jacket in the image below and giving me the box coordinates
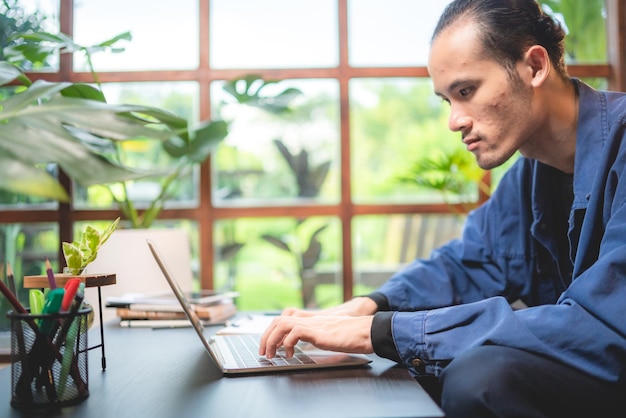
[370,79,626,385]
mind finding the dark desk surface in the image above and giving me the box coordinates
[0,320,444,418]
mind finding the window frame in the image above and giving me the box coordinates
[2,0,623,301]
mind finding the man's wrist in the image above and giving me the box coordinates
[365,292,390,311]
[371,311,400,362]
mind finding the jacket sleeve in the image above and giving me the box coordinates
[373,158,536,312]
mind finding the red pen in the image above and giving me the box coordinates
[61,278,81,312]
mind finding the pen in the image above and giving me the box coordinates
[1,272,34,403]
[57,283,85,398]
[33,288,64,401]
[6,263,16,296]
[0,276,27,315]
[45,258,57,289]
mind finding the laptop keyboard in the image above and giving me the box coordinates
[224,334,317,368]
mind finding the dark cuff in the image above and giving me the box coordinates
[366,292,390,311]
[371,311,401,362]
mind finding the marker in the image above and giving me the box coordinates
[57,283,86,398]
[61,278,81,312]
[45,258,57,289]
[39,288,64,335]
[29,289,45,315]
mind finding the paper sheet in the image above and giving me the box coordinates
[216,314,277,335]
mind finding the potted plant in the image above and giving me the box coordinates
[62,217,120,276]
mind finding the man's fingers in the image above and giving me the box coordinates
[259,317,280,356]
[259,317,294,358]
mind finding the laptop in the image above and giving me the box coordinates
[146,239,372,375]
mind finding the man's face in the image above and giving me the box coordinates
[428,20,539,170]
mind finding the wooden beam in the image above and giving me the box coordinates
[606,0,626,91]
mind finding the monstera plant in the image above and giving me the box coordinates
[1,31,228,228]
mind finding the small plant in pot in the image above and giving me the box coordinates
[62,217,120,276]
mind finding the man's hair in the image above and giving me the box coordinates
[432,0,568,80]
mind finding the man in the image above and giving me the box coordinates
[260,1,626,416]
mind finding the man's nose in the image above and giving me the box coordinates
[448,105,470,133]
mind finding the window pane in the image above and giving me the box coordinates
[0,222,59,331]
[73,0,199,71]
[73,82,200,210]
[351,78,480,204]
[352,214,464,294]
[348,0,450,67]
[3,0,60,71]
[212,78,340,205]
[210,0,338,69]
[539,0,607,64]
[214,217,342,310]
[581,77,608,90]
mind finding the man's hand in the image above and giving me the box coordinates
[259,315,375,359]
[280,296,379,318]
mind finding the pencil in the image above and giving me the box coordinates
[45,258,57,289]
[6,262,16,295]
[0,277,27,315]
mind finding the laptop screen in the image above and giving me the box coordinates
[146,239,213,352]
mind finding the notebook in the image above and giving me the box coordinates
[146,239,372,375]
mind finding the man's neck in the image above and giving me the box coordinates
[534,78,578,174]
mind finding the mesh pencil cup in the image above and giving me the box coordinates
[7,307,91,409]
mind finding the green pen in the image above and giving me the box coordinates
[39,288,64,335]
[57,282,85,398]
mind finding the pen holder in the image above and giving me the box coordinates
[7,307,91,409]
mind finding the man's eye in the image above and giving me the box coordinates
[459,87,472,97]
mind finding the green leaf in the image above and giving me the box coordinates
[0,79,71,113]
[186,120,229,162]
[100,217,120,245]
[261,235,292,253]
[0,159,70,201]
[95,31,132,48]
[0,61,30,87]
[62,242,84,275]
[61,218,120,274]
[220,243,244,260]
[222,75,302,113]
[60,83,107,102]
[83,226,101,254]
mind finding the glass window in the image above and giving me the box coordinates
[539,0,607,64]
[73,0,199,71]
[351,77,475,204]
[348,0,450,67]
[210,0,338,69]
[352,214,464,294]
[211,78,340,205]
[2,0,60,71]
[214,217,342,310]
[73,81,200,210]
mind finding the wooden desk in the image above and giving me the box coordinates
[0,321,444,418]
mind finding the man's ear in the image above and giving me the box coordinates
[524,45,551,87]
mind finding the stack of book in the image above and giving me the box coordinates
[106,290,239,328]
